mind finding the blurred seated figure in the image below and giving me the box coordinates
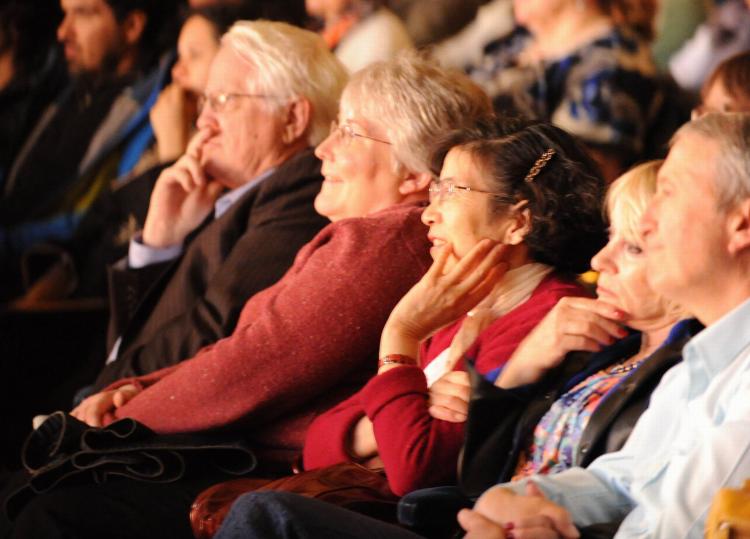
[150,6,247,165]
[0,52,492,539]
[385,0,486,47]
[669,0,750,94]
[204,161,700,539]
[0,0,179,300]
[187,0,309,31]
[468,0,660,182]
[14,5,253,304]
[692,50,750,119]
[306,0,413,73]
[431,0,514,70]
[301,120,606,497]
[0,0,67,189]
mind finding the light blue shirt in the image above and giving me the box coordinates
[500,297,750,538]
[127,168,275,269]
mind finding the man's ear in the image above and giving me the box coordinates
[727,198,750,255]
[504,201,532,245]
[122,10,147,46]
[282,97,312,145]
[398,170,432,196]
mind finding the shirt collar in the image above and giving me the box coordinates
[684,297,750,383]
[214,167,276,219]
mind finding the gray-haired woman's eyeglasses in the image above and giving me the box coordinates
[329,120,392,146]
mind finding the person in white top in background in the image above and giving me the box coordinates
[305,0,413,73]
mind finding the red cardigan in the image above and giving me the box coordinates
[103,203,432,462]
[302,274,586,495]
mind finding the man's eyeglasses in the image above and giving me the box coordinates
[198,92,275,114]
[428,178,504,202]
[329,121,391,146]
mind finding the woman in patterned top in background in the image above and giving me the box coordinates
[468,0,660,182]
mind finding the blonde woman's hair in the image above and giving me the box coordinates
[341,52,492,174]
[605,159,660,244]
[223,20,348,146]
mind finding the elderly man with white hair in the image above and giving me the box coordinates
[90,20,346,390]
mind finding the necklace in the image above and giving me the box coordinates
[606,358,642,375]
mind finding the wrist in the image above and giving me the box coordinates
[142,220,181,249]
[383,311,426,340]
[496,365,538,388]
[379,324,420,359]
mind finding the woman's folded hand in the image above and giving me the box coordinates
[428,371,471,423]
[496,297,627,388]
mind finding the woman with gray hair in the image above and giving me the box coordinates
[2,53,492,539]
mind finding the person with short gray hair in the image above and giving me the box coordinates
[93,20,347,388]
[674,112,750,211]
[342,52,491,175]
[223,20,347,147]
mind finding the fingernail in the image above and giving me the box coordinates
[503,522,515,531]
[506,532,515,539]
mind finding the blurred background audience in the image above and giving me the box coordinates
[466,0,662,182]
[306,0,413,73]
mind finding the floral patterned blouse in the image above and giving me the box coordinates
[513,356,642,479]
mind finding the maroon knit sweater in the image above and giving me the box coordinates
[303,274,587,495]
[103,203,432,460]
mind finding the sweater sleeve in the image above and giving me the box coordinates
[358,365,465,496]
[302,393,365,469]
[107,206,430,435]
[103,363,180,392]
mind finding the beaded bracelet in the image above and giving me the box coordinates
[377,354,417,369]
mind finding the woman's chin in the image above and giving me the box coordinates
[429,243,449,260]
